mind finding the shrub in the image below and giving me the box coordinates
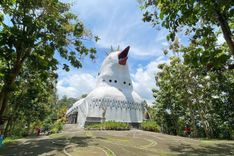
[50,119,64,134]
[86,121,130,130]
[140,120,160,132]
[3,136,22,144]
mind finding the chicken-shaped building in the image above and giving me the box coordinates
[66,46,144,127]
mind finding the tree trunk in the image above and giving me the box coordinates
[192,80,210,138]
[4,98,23,136]
[26,121,31,136]
[4,115,13,136]
[186,92,197,137]
[188,104,197,137]
[214,5,234,56]
[198,109,210,138]
[171,112,178,135]
[194,93,210,138]
[0,61,23,123]
[0,89,11,126]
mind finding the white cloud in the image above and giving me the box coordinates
[57,0,170,103]
[57,57,169,104]
[57,72,96,98]
[131,57,168,105]
[64,0,168,59]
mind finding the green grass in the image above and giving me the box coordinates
[49,133,64,139]
[85,121,130,130]
[140,120,160,132]
[2,136,22,144]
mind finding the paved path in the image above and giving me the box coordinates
[0,125,233,156]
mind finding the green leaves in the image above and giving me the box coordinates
[0,13,3,25]
[63,64,70,72]
[141,0,234,56]
[152,56,234,138]
[0,0,98,125]
[74,22,85,37]
[159,12,164,20]
[142,11,153,22]
[142,0,234,138]
[1,0,98,73]
[68,52,82,68]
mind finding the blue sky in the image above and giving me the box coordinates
[57,0,170,104]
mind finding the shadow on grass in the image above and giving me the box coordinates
[95,136,107,140]
[169,142,234,156]
[0,136,92,156]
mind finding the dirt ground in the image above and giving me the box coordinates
[0,124,233,156]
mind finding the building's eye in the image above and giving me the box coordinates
[129,83,131,86]
[109,79,112,82]
[123,81,126,84]
[114,80,117,83]
[98,72,100,76]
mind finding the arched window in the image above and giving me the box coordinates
[109,79,112,82]
[114,80,117,83]
[123,81,126,84]
[129,83,131,86]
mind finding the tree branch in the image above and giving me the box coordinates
[213,3,234,56]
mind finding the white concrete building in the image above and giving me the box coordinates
[66,46,145,127]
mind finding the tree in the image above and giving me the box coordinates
[144,101,157,120]
[141,0,234,56]
[153,57,189,135]
[153,56,234,138]
[142,0,234,72]
[3,62,57,136]
[0,0,98,121]
[141,0,234,139]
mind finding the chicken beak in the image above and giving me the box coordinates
[118,46,130,65]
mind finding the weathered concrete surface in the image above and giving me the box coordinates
[1,125,233,156]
